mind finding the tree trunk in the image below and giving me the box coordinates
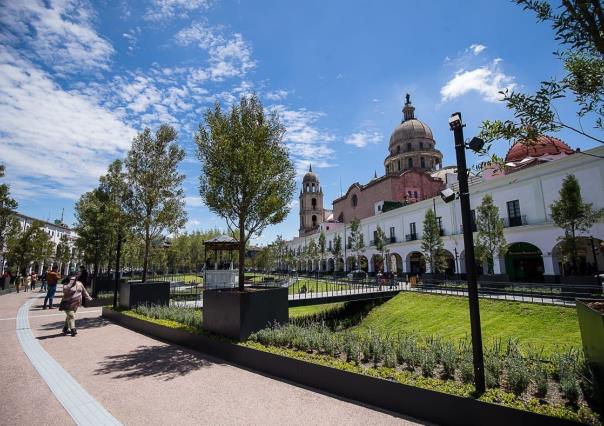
[142,226,150,283]
[238,218,245,291]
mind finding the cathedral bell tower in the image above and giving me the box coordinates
[299,164,324,237]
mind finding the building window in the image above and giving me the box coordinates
[507,200,522,227]
[407,142,412,151]
[338,212,344,222]
[397,159,401,171]
[373,230,378,244]
[312,215,317,227]
[408,158,413,168]
[414,191,418,199]
[410,222,416,234]
[329,241,332,251]
[311,198,317,209]
[390,227,395,238]
[351,194,358,208]
[326,226,330,230]
[419,142,424,150]
[420,157,425,168]
[397,145,400,154]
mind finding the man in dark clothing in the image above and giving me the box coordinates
[43,266,60,309]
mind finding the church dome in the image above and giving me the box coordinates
[505,135,574,162]
[303,164,318,183]
[389,119,434,149]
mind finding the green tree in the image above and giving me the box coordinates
[0,165,18,264]
[374,225,387,273]
[318,231,326,272]
[331,234,342,273]
[480,0,604,153]
[274,234,287,271]
[125,125,187,282]
[74,188,114,277]
[349,217,365,270]
[6,221,53,273]
[308,238,318,272]
[475,195,507,274]
[421,209,446,274]
[56,234,71,273]
[195,95,296,290]
[550,174,604,274]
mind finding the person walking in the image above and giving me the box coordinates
[30,272,37,291]
[23,270,31,292]
[43,266,60,309]
[40,271,47,292]
[15,271,22,293]
[59,274,92,337]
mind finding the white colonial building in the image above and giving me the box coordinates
[286,142,604,284]
[0,213,78,275]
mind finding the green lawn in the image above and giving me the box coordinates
[354,292,581,354]
[288,303,344,318]
[288,278,352,295]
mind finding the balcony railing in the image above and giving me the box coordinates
[405,233,417,241]
[505,215,527,228]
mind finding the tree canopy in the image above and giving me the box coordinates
[475,194,507,274]
[195,94,295,290]
[125,125,187,282]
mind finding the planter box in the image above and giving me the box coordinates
[119,280,170,309]
[203,286,288,340]
[102,308,581,426]
[576,299,604,406]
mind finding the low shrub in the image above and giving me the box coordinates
[134,304,202,331]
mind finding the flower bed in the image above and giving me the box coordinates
[106,304,601,424]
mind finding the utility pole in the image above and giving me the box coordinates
[449,112,486,394]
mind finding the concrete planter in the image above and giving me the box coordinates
[576,299,604,406]
[202,286,288,340]
[102,308,581,426]
[119,280,170,309]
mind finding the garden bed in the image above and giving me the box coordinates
[102,305,600,425]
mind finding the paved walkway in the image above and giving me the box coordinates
[0,290,423,425]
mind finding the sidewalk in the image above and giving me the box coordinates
[1,290,423,425]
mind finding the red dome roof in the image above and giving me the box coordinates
[505,135,574,162]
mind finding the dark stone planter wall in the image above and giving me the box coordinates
[102,308,581,426]
[119,281,170,309]
[576,299,604,407]
[203,287,288,340]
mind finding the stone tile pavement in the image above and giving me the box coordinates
[1,290,425,425]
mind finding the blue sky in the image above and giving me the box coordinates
[0,0,599,244]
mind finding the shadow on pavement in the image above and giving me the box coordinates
[37,316,112,332]
[94,344,217,381]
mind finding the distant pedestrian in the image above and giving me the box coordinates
[30,272,37,291]
[40,271,47,292]
[59,274,92,337]
[43,266,60,309]
[23,270,31,292]
[15,272,22,293]
[1,270,10,290]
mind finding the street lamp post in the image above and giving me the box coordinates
[449,112,486,394]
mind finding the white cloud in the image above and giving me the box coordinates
[344,130,382,148]
[185,196,204,208]
[266,90,289,101]
[123,27,141,52]
[270,105,336,175]
[0,0,114,75]
[469,44,486,55]
[145,0,212,21]
[440,59,515,103]
[0,46,136,200]
[175,21,256,81]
